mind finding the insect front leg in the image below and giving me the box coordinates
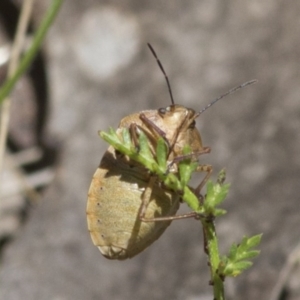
[129,123,141,150]
[139,113,171,149]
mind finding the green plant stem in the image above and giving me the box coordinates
[0,0,64,103]
[202,219,225,300]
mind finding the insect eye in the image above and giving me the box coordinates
[189,120,196,129]
[158,108,166,115]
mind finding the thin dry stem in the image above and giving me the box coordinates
[270,244,300,300]
[0,0,36,195]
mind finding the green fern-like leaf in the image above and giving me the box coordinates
[220,234,262,277]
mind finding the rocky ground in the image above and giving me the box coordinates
[1,0,300,299]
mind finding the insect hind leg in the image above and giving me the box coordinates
[139,176,199,222]
[139,176,204,223]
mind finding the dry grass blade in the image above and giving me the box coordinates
[0,0,35,194]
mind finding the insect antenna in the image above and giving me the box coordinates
[196,79,258,116]
[147,43,175,105]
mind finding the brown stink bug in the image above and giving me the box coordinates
[87,44,256,260]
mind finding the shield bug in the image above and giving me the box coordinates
[87,44,256,260]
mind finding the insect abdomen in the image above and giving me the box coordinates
[87,150,180,260]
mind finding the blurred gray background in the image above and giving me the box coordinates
[1,0,300,299]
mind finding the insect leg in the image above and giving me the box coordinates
[138,176,156,220]
[172,147,211,163]
[141,209,199,222]
[129,123,140,150]
[139,176,199,222]
[170,147,210,165]
[193,164,213,198]
[139,113,171,149]
[165,147,210,175]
